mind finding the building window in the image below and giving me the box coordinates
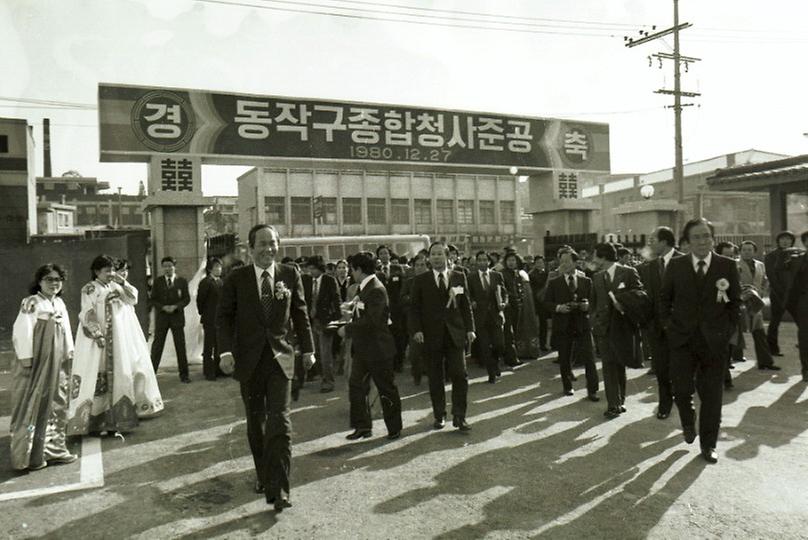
[500,201,515,224]
[391,198,410,225]
[86,206,96,216]
[291,197,311,225]
[57,212,69,227]
[264,196,285,223]
[0,135,8,153]
[479,200,495,224]
[457,200,474,224]
[321,197,337,224]
[414,199,432,225]
[437,199,454,225]
[343,197,362,224]
[367,198,387,225]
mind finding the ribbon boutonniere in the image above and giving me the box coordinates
[716,278,730,303]
[275,281,291,300]
[446,285,464,308]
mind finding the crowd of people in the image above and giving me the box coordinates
[9,220,808,512]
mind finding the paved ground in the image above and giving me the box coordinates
[1,323,807,539]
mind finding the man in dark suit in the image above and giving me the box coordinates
[339,251,403,440]
[468,251,507,384]
[150,256,191,382]
[382,262,407,373]
[197,257,224,381]
[660,218,742,464]
[528,255,550,353]
[543,247,599,398]
[646,226,684,419]
[401,253,429,385]
[784,231,808,382]
[304,256,341,393]
[765,230,796,356]
[217,224,315,512]
[410,241,476,431]
[591,243,644,418]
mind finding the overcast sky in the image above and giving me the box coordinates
[2,0,807,195]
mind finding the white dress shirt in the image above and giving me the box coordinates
[433,268,450,288]
[691,251,712,274]
[661,248,675,270]
[358,273,375,293]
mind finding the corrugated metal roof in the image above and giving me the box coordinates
[708,163,808,185]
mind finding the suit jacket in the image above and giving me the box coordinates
[151,274,190,326]
[382,269,406,322]
[644,250,684,333]
[660,253,742,357]
[409,269,475,350]
[216,263,314,382]
[303,274,341,326]
[468,269,507,326]
[345,275,396,359]
[764,248,789,299]
[528,268,549,309]
[592,265,644,366]
[738,258,768,293]
[784,250,808,312]
[196,275,222,326]
[336,277,351,303]
[542,272,593,337]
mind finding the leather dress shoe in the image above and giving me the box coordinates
[758,364,782,371]
[656,411,670,420]
[254,480,265,494]
[724,380,734,390]
[772,351,784,357]
[346,429,372,440]
[320,386,334,394]
[453,417,471,431]
[272,497,292,512]
[487,375,497,384]
[180,376,191,384]
[28,461,48,471]
[47,453,78,465]
[701,447,718,464]
[433,417,446,430]
[587,393,600,402]
[564,389,574,396]
[734,356,747,362]
[683,424,697,444]
[620,405,627,413]
[603,408,621,419]
[387,431,401,440]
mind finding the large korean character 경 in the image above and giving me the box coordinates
[274,103,312,141]
[234,100,272,140]
[384,110,416,146]
[348,107,381,144]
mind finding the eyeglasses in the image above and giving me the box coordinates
[43,277,64,283]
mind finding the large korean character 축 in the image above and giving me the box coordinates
[313,105,348,142]
[384,110,416,146]
[415,112,445,147]
[235,100,272,139]
[348,107,381,144]
[564,129,589,161]
[274,103,312,141]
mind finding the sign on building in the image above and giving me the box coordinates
[99,84,610,173]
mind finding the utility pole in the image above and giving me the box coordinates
[625,0,700,233]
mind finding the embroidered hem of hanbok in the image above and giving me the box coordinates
[67,279,163,436]
[10,294,74,470]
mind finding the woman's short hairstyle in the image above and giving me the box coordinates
[91,254,116,280]
[30,263,66,296]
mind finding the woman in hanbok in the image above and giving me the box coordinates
[10,264,77,470]
[502,252,542,361]
[66,255,160,436]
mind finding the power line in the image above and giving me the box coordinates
[0,96,96,109]
[192,0,623,38]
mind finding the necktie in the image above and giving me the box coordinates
[659,258,666,280]
[482,272,489,291]
[313,278,319,301]
[696,260,706,280]
[747,260,756,277]
[438,272,447,296]
[604,271,612,289]
[261,270,272,319]
[568,274,577,293]
[168,276,173,288]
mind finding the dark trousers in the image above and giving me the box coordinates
[348,350,402,434]
[537,311,549,349]
[391,317,407,372]
[503,305,520,365]
[751,329,774,367]
[474,313,505,378]
[596,335,626,410]
[788,296,808,376]
[408,338,424,379]
[650,329,673,414]
[240,346,292,502]
[767,296,786,354]
[557,333,598,394]
[151,319,188,377]
[202,323,219,380]
[670,332,725,449]
[426,328,468,420]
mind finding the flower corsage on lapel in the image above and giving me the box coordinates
[275,281,291,301]
[447,285,465,308]
[716,278,730,303]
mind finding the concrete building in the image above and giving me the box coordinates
[580,150,788,242]
[0,117,37,245]
[36,200,80,237]
[237,167,524,256]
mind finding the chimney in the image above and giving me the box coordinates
[43,118,52,177]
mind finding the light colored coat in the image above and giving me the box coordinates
[738,258,767,331]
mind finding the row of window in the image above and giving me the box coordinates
[264,197,515,226]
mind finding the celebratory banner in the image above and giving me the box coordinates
[99,84,610,172]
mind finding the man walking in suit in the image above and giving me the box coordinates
[468,251,508,384]
[304,256,341,393]
[150,256,191,382]
[591,243,644,419]
[646,227,684,419]
[738,241,780,371]
[765,231,796,356]
[217,224,315,511]
[660,218,741,464]
[339,251,403,440]
[543,247,599,398]
[784,231,808,382]
[197,257,224,381]
[410,242,476,431]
